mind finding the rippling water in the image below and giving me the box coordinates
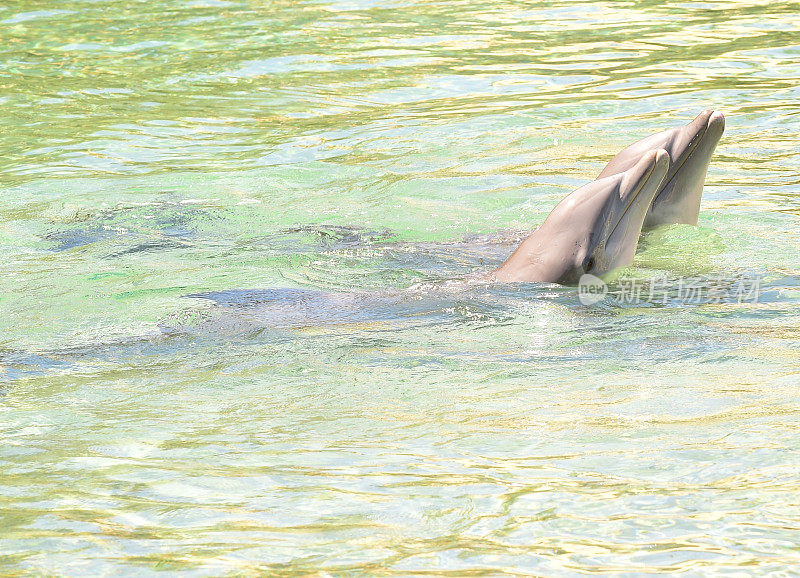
[2,0,800,574]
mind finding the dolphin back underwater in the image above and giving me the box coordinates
[173,110,725,333]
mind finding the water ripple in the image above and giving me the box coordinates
[2,0,800,574]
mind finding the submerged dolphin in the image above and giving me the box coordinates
[597,110,725,228]
[493,149,670,284]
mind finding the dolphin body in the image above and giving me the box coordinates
[493,149,670,285]
[597,110,725,228]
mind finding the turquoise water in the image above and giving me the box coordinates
[2,0,800,574]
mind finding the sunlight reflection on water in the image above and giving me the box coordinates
[1,0,800,574]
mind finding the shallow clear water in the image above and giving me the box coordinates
[2,0,800,575]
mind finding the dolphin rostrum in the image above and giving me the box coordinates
[597,110,725,228]
[493,149,670,285]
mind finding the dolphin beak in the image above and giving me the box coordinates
[606,149,670,256]
[641,110,725,227]
[707,110,726,139]
[666,111,711,174]
[659,109,724,193]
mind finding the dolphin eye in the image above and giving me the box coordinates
[585,257,596,271]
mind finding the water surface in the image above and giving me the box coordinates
[2,0,800,575]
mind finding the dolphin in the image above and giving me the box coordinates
[596,110,725,228]
[493,149,670,285]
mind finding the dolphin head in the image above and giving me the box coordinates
[494,149,670,285]
[597,110,725,227]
